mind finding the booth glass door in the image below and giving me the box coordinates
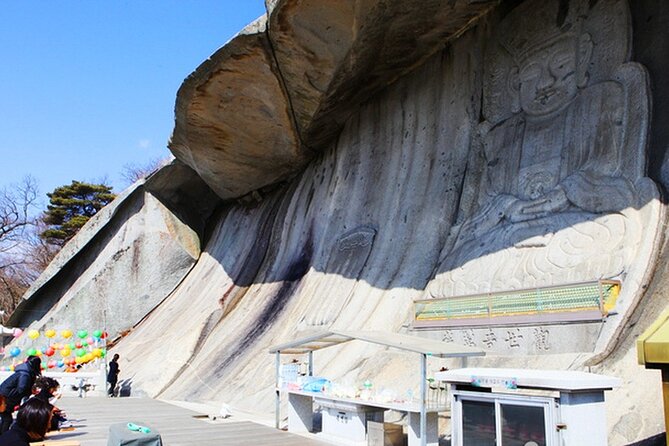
[499,402,547,445]
[454,391,556,446]
[461,399,496,444]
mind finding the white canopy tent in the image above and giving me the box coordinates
[269,329,485,446]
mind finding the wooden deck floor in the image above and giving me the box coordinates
[49,396,328,446]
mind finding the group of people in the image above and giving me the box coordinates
[0,356,52,445]
[0,353,121,445]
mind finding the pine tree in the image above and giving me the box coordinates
[40,181,116,245]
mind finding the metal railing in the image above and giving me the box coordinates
[413,280,620,328]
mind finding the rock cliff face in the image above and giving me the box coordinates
[8,162,219,339]
[14,0,669,443]
[120,24,484,401]
[169,0,497,200]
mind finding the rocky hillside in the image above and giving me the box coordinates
[10,1,669,443]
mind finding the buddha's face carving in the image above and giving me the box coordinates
[517,36,580,116]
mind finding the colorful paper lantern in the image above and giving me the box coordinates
[27,330,39,340]
[45,329,56,338]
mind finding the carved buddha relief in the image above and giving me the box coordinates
[426,0,662,327]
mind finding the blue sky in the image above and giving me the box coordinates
[0,1,265,208]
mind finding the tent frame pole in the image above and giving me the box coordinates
[275,351,281,429]
[420,353,427,446]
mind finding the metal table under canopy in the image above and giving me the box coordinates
[269,329,485,446]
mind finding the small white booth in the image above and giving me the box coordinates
[436,368,621,446]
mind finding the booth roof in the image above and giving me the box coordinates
[436,367,621,391]
[638,307,669,366]
[268,329,485,358]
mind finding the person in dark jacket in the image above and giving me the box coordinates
[107,354,120,397]
[0,356,41,433]
[0,398,51,446]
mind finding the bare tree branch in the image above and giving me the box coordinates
[0,177,47,319]
[121,156,173,187]
[0,176,38,249]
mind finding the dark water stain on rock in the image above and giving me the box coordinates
[215,233,314,375]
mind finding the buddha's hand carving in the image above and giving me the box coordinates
[506,187,570,223]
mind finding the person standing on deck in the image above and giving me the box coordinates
[107,354,120,397]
